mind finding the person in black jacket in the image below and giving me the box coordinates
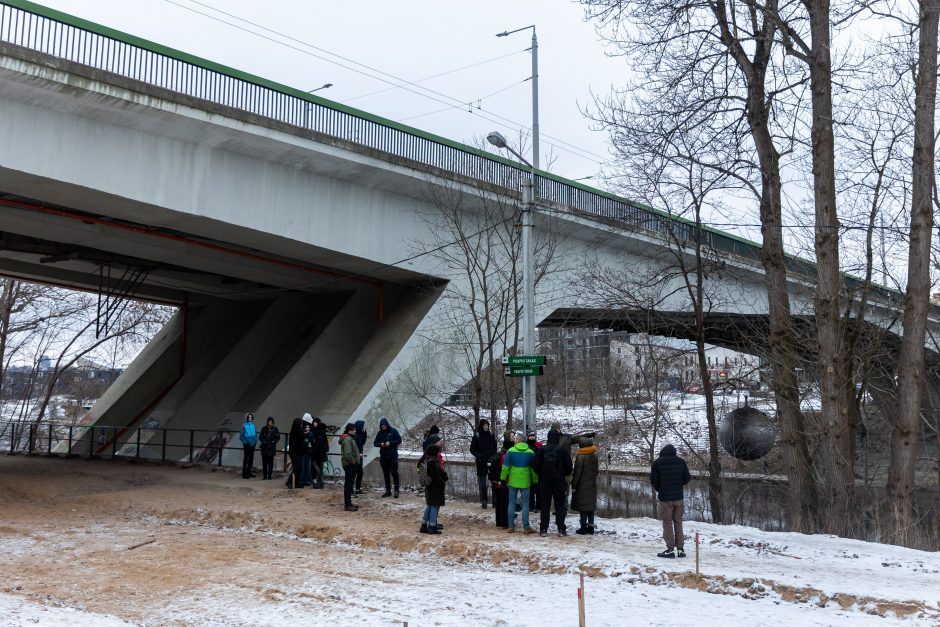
[258,417,280,480]
[310,417,328,488]
[650,444,692,558]
[373,417,402,497]
[285,417,305,489]
[469,418,497,509]
[533,428,574,536]
[420,435,448,534]
[353,420,367,495]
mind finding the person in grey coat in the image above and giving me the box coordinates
[571,437,600,535]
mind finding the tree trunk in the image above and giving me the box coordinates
[887,0,939,547]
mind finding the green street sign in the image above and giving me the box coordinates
[502,355,547,366]
[504,365,544,377]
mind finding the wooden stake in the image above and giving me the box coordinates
[578,571,586,627]
[127,539,156,551]
[695,531,700,577]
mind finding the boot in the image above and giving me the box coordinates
[588,525,595,535]
[381,491,392,498]
[394,490,400,498]
[420,523,429,534]
[575,525,588,535]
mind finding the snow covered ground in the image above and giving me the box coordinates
[1,455,937,626]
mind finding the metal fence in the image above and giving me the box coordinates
[0,419,340,472]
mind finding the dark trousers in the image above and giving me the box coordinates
[380,458,399,492]
[355,462,364,491]
[241,445,255,477]
[300,454,312,486]
[492,485,509,527]
[476,472,489,505]
[539,480,567,533]
[343,464,356,506]
[261,453,274,479]
[286,454,302,488]
[660,500,685,550]
[580,510,595,528]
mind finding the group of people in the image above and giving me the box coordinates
[242,412,692,556]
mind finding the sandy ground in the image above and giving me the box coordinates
[1,455,938,627]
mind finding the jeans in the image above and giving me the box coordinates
[508,486,531,529]
[301,454,312,487]
[579,510,595,528]
[261,453,274,479]
[422,505,440,527]
[492,485,509,527]
[539,479,567,533]
[380,458,399,492]
[476,473,489,505]
[343,464,356,506]
[241,445,255,477]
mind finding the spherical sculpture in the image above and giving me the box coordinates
[719,405,776,460]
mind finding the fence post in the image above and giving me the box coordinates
[68,426,73,454]
[217,432,223,466]
[47,423,52,453]
[161,429,167,462]
[9,424,15,453]
[136,428,141,459]
[189,430,194,463]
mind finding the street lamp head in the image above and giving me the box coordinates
[495,31,509,37]
[486,131,509,149]
[307,83,333,93]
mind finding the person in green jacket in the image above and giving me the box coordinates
[339,423,359,512]
[499,432,538,533]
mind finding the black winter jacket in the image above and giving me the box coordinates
[424,447,448,507]
[258,425,280,456]
[533,430,573,483]
[354,420,367,453]
[469,423,498,475]
[287,418,305,459]
[372,418,402,460]
[650,444,691,502]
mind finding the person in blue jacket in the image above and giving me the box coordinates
[372,417,402,498]
[239,413,258,479]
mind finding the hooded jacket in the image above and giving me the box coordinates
[372,418,402,461]
[353,420,367,453]
[650,444,692,502]
[310,419,329,463]
[469,419,498,475]
[340,432,359,467]
[500,442,538,489]
[571,443,599,512]
[239,415,257,447]
[533,430,573,483]
[258,421,280,455]
[424,444,448,507]
[287,417,305,459]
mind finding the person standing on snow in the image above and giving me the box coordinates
[650,444,692,558]
[420,434,448,534]
[571,437,600,535]
[469,418,498,509]
[310,416,328,489]
[373,417,402,498]
[285,416,304,488]
[340,423,360,511]
[300,414,314,487]
[239,413,258,479]
[490,435,513,528]
[500,432,538,534]
[533,427,573,537]
[258,417,280,480]
[526,430,542,511]
[353,420,367,495]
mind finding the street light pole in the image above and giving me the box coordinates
[494,23,539,436]
[302,83,333,129]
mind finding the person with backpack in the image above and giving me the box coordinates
[500,432,538,534]
[420,434,448,534]
[339,423,360,512]
[258,417,280,480]
[310,416,329,489]
[650,444,692,558]
[490,434,513,529]
[239,413,258,479]
[533,427,573,537]
[469,418,497,509]
[373,417,402,498]
[285,417,304,489]
[353,420,367,495]
[571,437,600,535]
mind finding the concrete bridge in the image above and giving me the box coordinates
[0,1,932,463]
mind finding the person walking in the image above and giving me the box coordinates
[420,434,448,534]
[490,435,512,528]
[310,416,328,489]
[534,428,573,537]
[469,418,498,509]
[340,423,360,511]
[239,413,258,479]
[650,444,692,558]
[353,420,367,495]
[258,417,280,480]
[571,437,600,535]
[285,416,304,488]
[373,417,402,498]
[500,432,538,534]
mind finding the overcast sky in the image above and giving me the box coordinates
[38,0,628,183]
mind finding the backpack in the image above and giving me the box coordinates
[416,456,433,489]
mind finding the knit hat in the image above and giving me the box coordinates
[301,413,313,424]
[550,421,561,433]
[426,434,442,447]
[579,437,594,448]
[429,425,440,435]
[527,431,536,438]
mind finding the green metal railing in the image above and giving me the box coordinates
[0,0,914,307]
